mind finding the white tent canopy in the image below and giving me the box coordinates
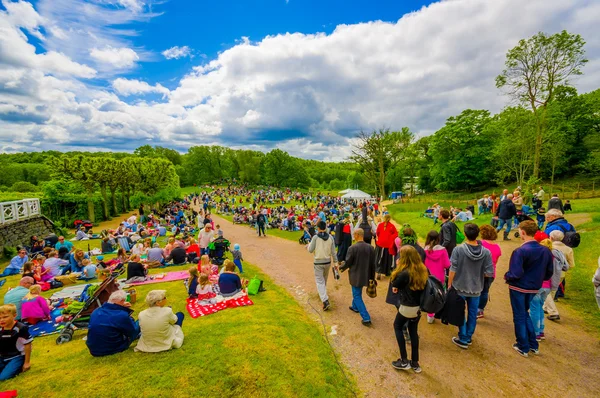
[338,189,351,194]
[341,189,373,200]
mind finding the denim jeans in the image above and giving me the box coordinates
[478,277,494,310]
[0,355,25,381]
[0,268,21,278]
[509,289,538,352]
[175,312,184,327]
[458,295,480,343]
[350,286,370,322]
[530,288,550,336]
[496,218,513,234]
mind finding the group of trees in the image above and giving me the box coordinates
[353,30,599,195]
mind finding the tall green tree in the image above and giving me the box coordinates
[428,110,493,191]
[496,30,588,178]
[350,127,413,200]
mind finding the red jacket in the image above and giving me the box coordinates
[376,222,398,250]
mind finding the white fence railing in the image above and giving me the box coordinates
[0,199,41,224]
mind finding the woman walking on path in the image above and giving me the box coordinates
[390,246,428,374]
[478,225,502,318]
[375,213,398,280]
[335,214,354,262]
[423,230,450,324]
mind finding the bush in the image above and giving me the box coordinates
[3,246,17,260]
[9,181,38,192]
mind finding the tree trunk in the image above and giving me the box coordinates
[378,156,386,201]
[110,186,118,216]
[100,183,109,221]
[86,189,95,223]
[126,187,131,210]
[121,186,127,212]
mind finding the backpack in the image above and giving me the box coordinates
[557,224,580,248]
[360,221,372,240]
[420,276,446,314]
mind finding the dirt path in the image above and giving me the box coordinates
[212,212,599,398]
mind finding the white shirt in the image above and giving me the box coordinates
[135,307,184,353]
[198,230,213,249]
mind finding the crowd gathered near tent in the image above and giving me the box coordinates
[0,184,598,380]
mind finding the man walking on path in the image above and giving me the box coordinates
[505,220,553,357]
[496,193,517,240]
[438,210,457,258]
[547,194,564,213]
[448,223,494,349]
[257,210,267,237]
[308,221,338,311]
[340,228,376,326]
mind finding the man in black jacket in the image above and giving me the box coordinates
[340,228,376,326]
[547,194,564,213]
[166,243,187,265]
[438,209,457,258]
[496,193,517,241]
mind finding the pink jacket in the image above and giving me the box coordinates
[424,245,450,282]
[481,240,502,278]
[21,296,51,320]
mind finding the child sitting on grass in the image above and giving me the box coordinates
[196,274,214,298]
[80,259,97,281]
[188,266,200,298]
[231,244,244,273]
[20,285,51,325]
[0,304,32,381]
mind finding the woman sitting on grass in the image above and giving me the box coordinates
[135,290,184,353]
[65,249,89,275]
[188,266,199,298]
[218,260,243,297]
[126,254,147,283]
[20,285,51,325]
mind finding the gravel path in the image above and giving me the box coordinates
[213,212,599,398]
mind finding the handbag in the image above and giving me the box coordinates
[247,277,264,295]
[366,279,377,298]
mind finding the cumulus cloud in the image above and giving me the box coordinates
[112,78,170,97]
[90,46,140,68]
[1,0,600,161]
[162,46,193,60]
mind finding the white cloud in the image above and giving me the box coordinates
[118,0,144,13]
[162,46,192,60]
[112,78,170,97]
[90,46,140,68]
[1,0,600,161]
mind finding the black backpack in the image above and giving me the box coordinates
[557,224,580,248]
[420,276,446,314]
[359,221,372,240]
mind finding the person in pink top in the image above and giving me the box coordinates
[20,285,51,325]
[477,225,502,318]
[423,231,451,324]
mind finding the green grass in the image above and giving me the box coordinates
[0,241,356,397]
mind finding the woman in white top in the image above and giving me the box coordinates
[135,290,184,353]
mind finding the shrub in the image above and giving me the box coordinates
[9,181,38,192]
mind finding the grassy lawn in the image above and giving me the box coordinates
[0,234,356,397]
[388,199,600,334]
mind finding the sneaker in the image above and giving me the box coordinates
[452,337,469,349]
[547,315,560,321]
[411,362,422,374]
[323,300,331,311]
[361,320,372,327]
[427,315,435,324]
[538,332,545,340]
[530,348,540,355]
[391,359,411,371]
[512,343,529,358]
[349,306,359,313]
[536,335,542,342]
[477,310,484,319]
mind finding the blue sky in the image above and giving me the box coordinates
[0,0,599,159]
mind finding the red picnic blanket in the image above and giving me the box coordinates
[186,294,254,318]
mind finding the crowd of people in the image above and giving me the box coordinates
[0,184,595,381]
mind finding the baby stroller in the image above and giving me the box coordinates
[56,268,124,345]
[513,212,535,238]
[74,219,94,233]
[208,238,230,266]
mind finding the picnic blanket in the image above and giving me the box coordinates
[125,270,189,286]
[186,293,254,318]
[28,308,65,338]
[50,284,90,301]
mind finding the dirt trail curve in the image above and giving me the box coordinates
[210,212,599,398]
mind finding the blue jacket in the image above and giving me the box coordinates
[505,241,553,292]
[544,218,575,236]
[69,253,89,273]
[496,199,517,220]
[86,303,138,357]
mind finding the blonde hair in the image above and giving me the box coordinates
[199,274,209,287]
[189,266,199,279]
[0,304,17,316]
[391,246,428,291]
[200,255,210,266]
[539,239,553,251]
[24,284,42,300]
[224,259,236,273]
[81,259,91,266]
[168,237,175,244]
[74,249,85,261]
